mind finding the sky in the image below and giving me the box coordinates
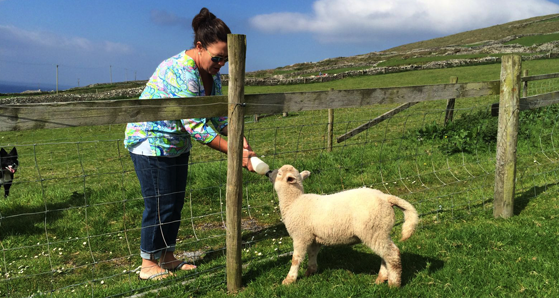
[1,0,559,90]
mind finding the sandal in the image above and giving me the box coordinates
[138,269,171,281]
[162,260,197,272]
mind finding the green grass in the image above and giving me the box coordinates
[376,53,545,68]
[239,58,559,95]
[1,59,559,297]
[377,54,497,67]
[505,33,559,46]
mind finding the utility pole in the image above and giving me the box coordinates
[56,65,59,94]
[125,68,128,82]
[78,78,80,87]
[110,65,112,83]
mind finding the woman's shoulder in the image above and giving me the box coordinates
[154,51,196,72]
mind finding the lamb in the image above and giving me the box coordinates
[267,165,419,288]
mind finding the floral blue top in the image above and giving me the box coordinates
[124,51,228,156]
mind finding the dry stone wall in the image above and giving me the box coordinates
[223,40,559,87]
[3,39,558,103]
[224,52,558,87]
[0,87,144,104]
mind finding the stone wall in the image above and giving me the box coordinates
[223,40,559,87]
[0,87,144,104]
[3,39,558,103]
[223,50,558,87]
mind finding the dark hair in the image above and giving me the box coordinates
[192,7,231,48]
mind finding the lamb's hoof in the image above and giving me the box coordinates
[387,280,401,288]
[282,277,296,285]
[375,275,387,285]
[305,268,317,277]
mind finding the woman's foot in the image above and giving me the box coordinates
[160,254,197,271]
[139,259,173,280]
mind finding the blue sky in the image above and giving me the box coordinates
[1,0,559,90]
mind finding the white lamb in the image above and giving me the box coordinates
[268,165,419,288]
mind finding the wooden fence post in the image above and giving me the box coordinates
[444,76,458,125]
[226,34,246,293]
[327,88,334,152]
[494,55,521,219]
[522,70,529,98]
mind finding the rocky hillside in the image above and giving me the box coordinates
[247,14,559,78]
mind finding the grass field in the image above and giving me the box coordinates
[0,58,559,297]
[506,33,559,47]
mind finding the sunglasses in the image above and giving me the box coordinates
[205,48,228,63]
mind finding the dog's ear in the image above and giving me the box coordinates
[9,147,17,156]
[300,170,311,181]
[0,148,6,156]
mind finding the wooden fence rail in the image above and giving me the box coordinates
[0,81,501,132]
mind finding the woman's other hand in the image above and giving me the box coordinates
[242,149,256,172]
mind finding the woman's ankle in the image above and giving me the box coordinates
[141,259,163,272]
[160,252,178,263]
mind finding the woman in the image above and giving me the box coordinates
[124,7,256,281]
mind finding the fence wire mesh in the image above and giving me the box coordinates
[0,75,558,297]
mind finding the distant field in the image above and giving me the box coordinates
[376,54,498,67]
[505,33,559,46]
[240,58,559,95]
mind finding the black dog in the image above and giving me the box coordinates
[1,147,18,198]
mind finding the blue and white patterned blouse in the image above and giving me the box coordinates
[124,51,228,157]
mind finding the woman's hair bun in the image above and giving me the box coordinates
[192,7,215,32]
[191,7,231,48]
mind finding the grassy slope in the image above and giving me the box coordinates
[249,14,559,77]
[386,14,559,52]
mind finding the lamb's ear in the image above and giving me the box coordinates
[286,174,297,184]
[300,170,311,180]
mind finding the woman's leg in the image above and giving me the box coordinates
[160,153,196,270]
[165,152,189,252]
[131,153,187,277]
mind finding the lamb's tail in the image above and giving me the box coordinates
[386,195,419,241]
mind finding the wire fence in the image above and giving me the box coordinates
[1,68,559,297]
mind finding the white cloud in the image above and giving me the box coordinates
[249,0,559,44]
[0,25,132,54]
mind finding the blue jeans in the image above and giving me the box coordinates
[130,152,190,260]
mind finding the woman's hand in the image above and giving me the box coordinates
[242,149,256,172]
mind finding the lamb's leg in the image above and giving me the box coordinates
[283,241,307,285]
[375,260,388,285]
[367,240,402,288]
[305,243,321,277]
[383,242,402,287]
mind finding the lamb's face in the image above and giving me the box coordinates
[268,165,311,193]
